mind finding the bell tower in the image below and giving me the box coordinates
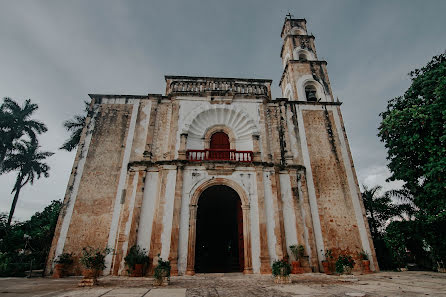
[279,16,379,270]
[279,17,334,103]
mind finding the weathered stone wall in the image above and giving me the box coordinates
[58,103,133,274]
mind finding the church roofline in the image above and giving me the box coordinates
[88,94,163,100]
[165,75,272,84]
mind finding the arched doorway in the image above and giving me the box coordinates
[186,178,253,275]
[194,185,244,273]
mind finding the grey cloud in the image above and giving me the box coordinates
[1,0,445,220]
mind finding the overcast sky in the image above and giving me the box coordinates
[1,0,445,221]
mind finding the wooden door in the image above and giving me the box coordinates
[209,132,230,160]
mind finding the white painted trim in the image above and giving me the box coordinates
[245,172,261,273]
[297,178,313,262]
[263,170,278,262]
[295,105,325,262]
[136,169,160,252]
[118,172,139,274]
[279,172,298,258]
[160,168,178,260]
[331,107,376,270]
[53,105,99,266]
[283,52,291,69]
[283,83,293,100]
[104,99,140,274]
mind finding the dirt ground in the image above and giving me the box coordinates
[0,271,444,297]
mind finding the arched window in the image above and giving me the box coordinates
[299,52,308,61]
[305,85,318,102]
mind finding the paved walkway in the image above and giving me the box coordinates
[0,271,445,297]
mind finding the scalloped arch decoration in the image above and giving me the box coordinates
[181,105,260,141]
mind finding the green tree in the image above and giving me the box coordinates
[1,141,53,225]
[60,101,91,151]
[378,52,446,264]
[0,200,62,276]
[0,98,47,171]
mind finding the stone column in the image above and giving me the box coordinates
[178,133,188,160]
[298,170,320,271]
[168,165,184,275]
[242,205,253,274]
[185,204,197,275]
[255,169,272,273]
[270,169,287,259]
[252,134,261,162]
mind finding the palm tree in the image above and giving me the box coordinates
[362,185,416,238]
[2,141,53,225]
[60,101,91,151]
[0,98,47,171]
[361,185,396,238]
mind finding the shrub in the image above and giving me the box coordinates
[289,244,305,261]
[271,259,291,277]
[358,250,369,261]
[79,247,111,271]
[54,253,73,265]
[154,256,171,280]
[124,245,149,271]
[335,255,355,274]
[323,248,334,261]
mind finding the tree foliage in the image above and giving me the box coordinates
[0,97,53,225]
[0,200,62,276]
[0,97,47,171]
[1,141,53,225]
[60,101,91,152]
[378,52,446,264]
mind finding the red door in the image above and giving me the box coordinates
[209,132,230,160]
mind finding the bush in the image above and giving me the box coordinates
[54,252,73,265]
[358,250,369,261]
[154,256,171,280]
[289,244,305,261]
[335,255,355,274]
[79,247,111,271]
[124,245,149,271]
[271,259,291,277]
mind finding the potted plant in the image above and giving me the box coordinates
[289,244,305,274]
[358,250,371,274]
[124,245,150,277]
[272,259,292,284]
[153,256,171,286]
[335,254,355,275]
[79,246,111,286]
[53,253,73,278]
[321,249,334,274]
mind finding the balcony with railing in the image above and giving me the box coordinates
[186,149,253,162]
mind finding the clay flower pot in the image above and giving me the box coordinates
[322,261,331,275]
[52,264,65,278]
[82,268,99,279]
[362,260,371,273]
[131,264,144,277]
[291,261,304,274]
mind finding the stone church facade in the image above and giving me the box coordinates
[47,18,378,276]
